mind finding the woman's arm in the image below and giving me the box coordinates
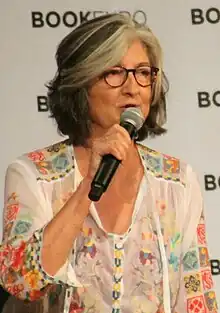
[175,166,218,312]
[41,176,91,275]
[0,161,91,301]
[175,211,218,312]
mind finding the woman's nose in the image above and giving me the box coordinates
[121,72,139,95]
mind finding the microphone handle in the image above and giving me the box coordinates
[88,122,137,202]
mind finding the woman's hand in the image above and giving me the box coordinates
[87,124,132,180]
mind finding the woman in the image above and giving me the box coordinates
[0,13,218,313]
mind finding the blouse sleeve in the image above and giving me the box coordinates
[175,166,218,312]
[0,160,79,301]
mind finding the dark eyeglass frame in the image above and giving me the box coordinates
[102,66,159,88]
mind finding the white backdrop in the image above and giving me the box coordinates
[1,0,220,303]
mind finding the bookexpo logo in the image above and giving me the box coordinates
[198,91,220,108]
[211,259,220,276]
[204,175,220,191]
[31,10,147,28]
[37,96,48,112]
[191,7,220,24]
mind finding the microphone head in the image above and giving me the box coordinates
[120,107,145,131]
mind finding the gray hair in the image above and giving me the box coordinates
[48,13,168,146]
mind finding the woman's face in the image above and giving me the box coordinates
[88,39,153,138]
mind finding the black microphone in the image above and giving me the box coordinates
[88,107,145,202]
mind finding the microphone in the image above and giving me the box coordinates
[88,107,145,202]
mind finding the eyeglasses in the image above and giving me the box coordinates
[102,66,159,88]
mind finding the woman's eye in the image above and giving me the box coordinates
[107,69,123,75]
[138,68,151,76]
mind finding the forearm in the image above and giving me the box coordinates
[0,162,93,300]
[41,177,92,276]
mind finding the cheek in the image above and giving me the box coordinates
[142,105,150,120]
[88,86,121,125]
[141,89,152,117]
[89,83,119,107]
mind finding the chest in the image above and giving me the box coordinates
[94,175,144,234]
[73,209,168,313]
[94,200,135,234]
[94,162,145,234]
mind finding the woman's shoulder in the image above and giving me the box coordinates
[9,139,74,182]
[137,143,192,186]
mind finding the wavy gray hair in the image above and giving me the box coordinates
[47,13,168,146]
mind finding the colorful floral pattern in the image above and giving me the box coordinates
[138,144,184,185]
[0,235,46,300]
[0,141,218,313]
[81,227,97,259]
[27,140,74,181]
[183,215,218,312]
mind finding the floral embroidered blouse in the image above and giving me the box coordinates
[0,140,218,313]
